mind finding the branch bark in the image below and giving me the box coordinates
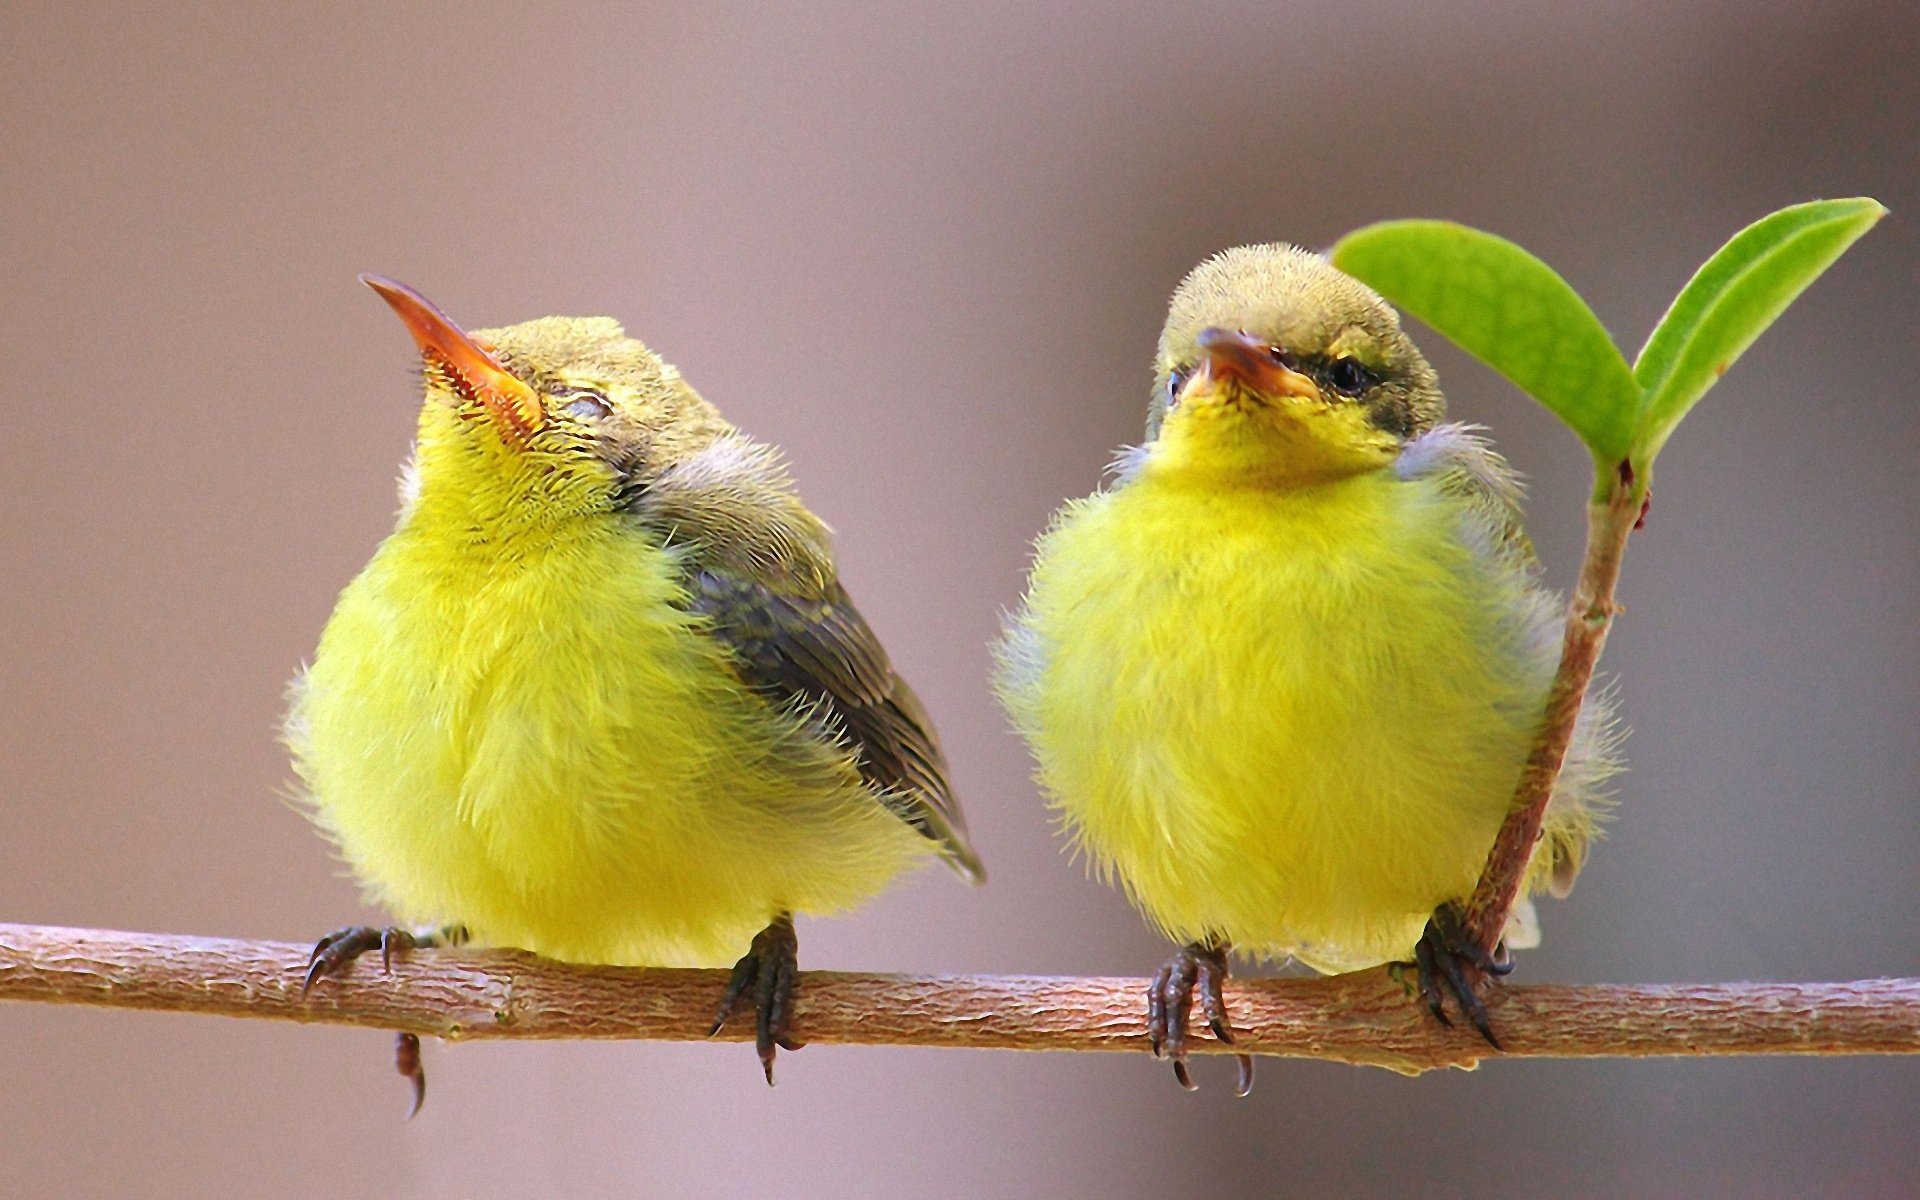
[4,924,1917,1074]
[1463,463,1644,955]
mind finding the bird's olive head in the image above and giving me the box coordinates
[1145,245,1443,484]
[364,276,729,527]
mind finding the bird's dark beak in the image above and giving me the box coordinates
[361,274,544,443]
[1194,327,1319,403]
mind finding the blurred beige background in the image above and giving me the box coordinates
[3,2,1917,1196]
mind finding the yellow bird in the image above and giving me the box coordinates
[290,277,982,1089]
[996,244,1615,1091]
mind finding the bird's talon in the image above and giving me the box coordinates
[1195,952,1235,1045]
[1407,904,1504,1048]
[302,925,385,994]
[1485,942,1516,978]
[395,1031,426,1119]
[301,924,448,994]
[379,928,419,973]
[712,915,801,1085]
[1412,934,1451,1025]
[1145,963,1171,1058]
[1143,942,1247,1093]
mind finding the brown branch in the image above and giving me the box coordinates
[4,924,1918,1074]
[1463,462,1644,955]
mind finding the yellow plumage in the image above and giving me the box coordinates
[290,280,977,1079]
[1006,444,1573,971]
[291,500,925,967]
[997,244,1614,1078]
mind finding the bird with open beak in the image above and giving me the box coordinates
[289,277,983,1106]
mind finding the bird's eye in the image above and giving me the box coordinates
[1166,365,1192,407]
[1324,357,1376,397]
[559,389,611,419]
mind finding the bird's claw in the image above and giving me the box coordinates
[304,926,407,993]
[302,923,468,994]
[1410,904,1508,1048]
[1145,942,1254,1096]
[303,923,468,1118]
[302,925,423,993]
[395,1031,426,1119]
[711,915,803,1085]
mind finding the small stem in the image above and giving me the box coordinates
[3,924,1918,1073]
[1462,458,1644,954]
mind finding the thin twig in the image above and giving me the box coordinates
[1463,463,1644,955]
[3,924,1917,1074]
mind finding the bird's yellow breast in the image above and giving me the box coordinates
[1002,468,1553,970]
[288,515,924,967]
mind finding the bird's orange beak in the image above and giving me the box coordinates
[361,275,544,444]
[1193,327,1320,403]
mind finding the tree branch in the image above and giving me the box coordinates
[1464,464,1644,954]
[4,924,1917,1074]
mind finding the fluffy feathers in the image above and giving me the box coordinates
[290,300,977,968]
[998,245,1616,973]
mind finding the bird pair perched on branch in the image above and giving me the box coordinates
[288,246,1616,1101]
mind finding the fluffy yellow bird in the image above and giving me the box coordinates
[996,244,1615,1091]
[289,277,982,1090]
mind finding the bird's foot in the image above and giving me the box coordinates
[394,1032,426,1120]
[302,922,468,993]
[301,924,466,1118]
[1410,903,1511,1048]
[710,915,803,1086]
[1146,941,1254,1096]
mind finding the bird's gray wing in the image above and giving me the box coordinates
[633,433,984,883]
[683,567,984,883]
[1397,423,1617,901]
[1395,423,1537,569]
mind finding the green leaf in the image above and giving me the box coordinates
[1631,197,1886,465]
[1332,220,1641,464]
